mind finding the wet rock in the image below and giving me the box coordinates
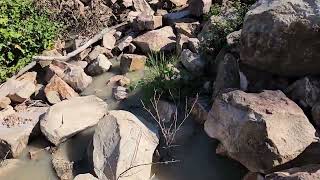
[133,0,154,15]
[180,49,205,76]
[204,90,316,173]
[0,107,48,159]
[133,26,176,53]
[188,38,200,53]
[52,155,74,180]
[102,32,116,50]
[286,77,320,110]
[189,0,211,16]
[86,54,112,76]
[120,54,146,73]
[40,96,108,145]
[190,96,211,124]
[133,14,162,31]
[213,53,240,98]
[92,110,159,180]
[266,164,320,180]
[0,97,11,110]
[87,46,111,63]
[45,75,79,104]
[176,33,189,54]
[175,22,200,37]
[47,61,92,92]
[240,0,320,76]
[74,174,98,180]
[113,86,128,100]
[107,75,131,87]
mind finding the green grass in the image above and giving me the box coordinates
[0,0,61,82]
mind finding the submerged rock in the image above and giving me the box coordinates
[93,110,159,180]
[40,96,108,145]
[205,90,316,173]
[133,26,176,53]
[240,0,320,76]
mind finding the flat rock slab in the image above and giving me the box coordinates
[40,95,108,146]
[0,107,48,159]
[93,110,159,180]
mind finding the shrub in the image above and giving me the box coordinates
[0,0,61,82]
[200,1,249,55]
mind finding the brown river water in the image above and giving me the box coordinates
[0,59,247,180]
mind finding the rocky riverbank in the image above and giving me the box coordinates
[1,0,320,180]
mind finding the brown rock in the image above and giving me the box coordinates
[133,26,176,53]
[175,22,200,37]
[133,0,154,15]
[0,97,11,110]
[102,32,116,50]
[45,75,79,104]
[87,46,110,62]
[266,164,320,180]
[120,54,147,73]
[133,14,162,31]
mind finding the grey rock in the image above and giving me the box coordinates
[189,0,211,16]
[86,54,112,76]
[240,0,320,76]
[205,90,316,173]
[180,49,206,76]
[40,96,108,145]
[74,174,98,180]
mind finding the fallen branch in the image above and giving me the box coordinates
[33,22,128,62]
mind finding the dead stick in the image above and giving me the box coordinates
[33,22,128,62]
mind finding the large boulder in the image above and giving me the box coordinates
[204,90,316,173]
[40,96,108,145]
[133,26,176,53]
[0,107,48,159]
[47,61,92,92]
[92,110,159,180]
[266,164,320,180]
[240,0,320,76]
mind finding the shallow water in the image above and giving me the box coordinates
[1,58,247,180]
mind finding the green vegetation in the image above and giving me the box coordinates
[0,0,61,82]
[200,1,249,55]
[130,52,201,101]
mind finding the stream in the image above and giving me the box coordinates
[0,59,247,180]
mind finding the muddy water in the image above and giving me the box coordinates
[1,58,247,180]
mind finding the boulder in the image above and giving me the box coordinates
[0,107,48,159]
[133,0,154,15]
[204,90,316,173]
[102,32,116,50]
[86,54,112,76]
[213,53,240,98]
[45,75,79,104]
[266,164,320,180]
[133,14,162,31]
[92,110,159,180]
[116,35,133,52]
[7,81,36,103]
[87,46,111,62]
[47,61,92,92]
[74,174,98,180]
[0,97,11,110]
[40,96,108,145]
[120,54,146,73]
[169,0,188,7]
[285,77,320,110]
[176,33,189,54]
[188,38,200,53]
[180,49,206,76]
[175,22,200,37]
[133,26,176,53]
[240,0,320,76]
[189,0,211,16]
